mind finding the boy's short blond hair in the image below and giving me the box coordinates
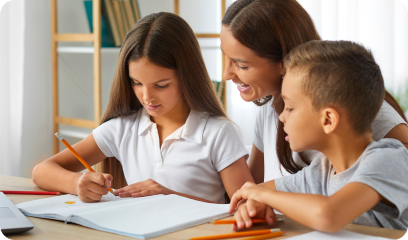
[283,40,385,135]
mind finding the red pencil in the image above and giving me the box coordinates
[1,190,62,195]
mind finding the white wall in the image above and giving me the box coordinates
[20,0,53,177]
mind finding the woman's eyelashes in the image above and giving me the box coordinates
[234,61,249,70]
[285,107,293,112]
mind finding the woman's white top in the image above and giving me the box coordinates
[93,108,248,203]
[253,100,408,182]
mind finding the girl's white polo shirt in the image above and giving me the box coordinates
[93,108,248,203]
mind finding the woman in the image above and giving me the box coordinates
[221,0,408,184]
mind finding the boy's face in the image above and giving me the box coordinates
[279,69,326,152]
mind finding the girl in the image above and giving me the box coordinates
[230,40,408,231]
[33,12,253,203]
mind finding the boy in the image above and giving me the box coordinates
[229,40,408,231]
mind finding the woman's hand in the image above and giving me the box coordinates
[115,179,174,198]
[76,171,112,203]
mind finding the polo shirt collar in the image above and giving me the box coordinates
[138,108,153,135]
[137,108,209,144]
[180,111,209,144]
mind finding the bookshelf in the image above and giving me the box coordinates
[51,0,227,154]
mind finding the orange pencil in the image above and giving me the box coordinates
[211,217,284,225]
[241,231,285,240]
[190,228,281,240]
[55,132,115,195]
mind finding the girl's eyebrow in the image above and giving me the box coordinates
[129,76,171,83]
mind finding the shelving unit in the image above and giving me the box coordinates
[51,0,226,154]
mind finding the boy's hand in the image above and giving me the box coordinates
[229,182,269,211]
[232,199,276,230]
[115,179,173,198]
[76,171,112,202]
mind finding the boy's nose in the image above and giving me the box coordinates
[279,112,285,123]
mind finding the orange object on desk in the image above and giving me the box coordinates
[190,228,282,240]
[211,217,284,224]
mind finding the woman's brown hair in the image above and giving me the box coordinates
[222,0,407,174]
[97,12,227,188]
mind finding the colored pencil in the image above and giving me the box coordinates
[190,228,281,240]
[1,190,62,195]
[241,231,285,240]
[211,217,284,224]
[55,132,115,195]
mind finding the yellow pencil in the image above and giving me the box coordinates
[55,132,115,195]
[190,228,282,240]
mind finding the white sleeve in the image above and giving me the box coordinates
[92,117,125,159]
[211,121,249,172]
[253,104,267,153]
[372,100,408,141]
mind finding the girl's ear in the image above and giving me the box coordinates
[321,108,339,134]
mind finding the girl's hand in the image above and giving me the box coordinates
[115,179,174,198]
[76,171,112,203]
[232,199,276,230]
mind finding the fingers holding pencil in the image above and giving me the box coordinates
[77,171,113,202]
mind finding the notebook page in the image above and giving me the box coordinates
[69,194,231,239]
[16,194,162,220]
[285,230,392,240]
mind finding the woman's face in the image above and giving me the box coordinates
[128,58,185,119]
[220,26,283,102]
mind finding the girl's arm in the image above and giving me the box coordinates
[116,156,253,204]
[230,182,382,232]
[384,123,408,149]
[32,134,110,201]
[247,144,265,184]
[115,179,216,203]
[219,157,255,199]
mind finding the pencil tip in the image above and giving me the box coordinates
[55,132,64,141]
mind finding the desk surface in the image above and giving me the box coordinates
[0,175,406,240]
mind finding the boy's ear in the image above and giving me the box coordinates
[321,108,339,134]
[279,61,284,75]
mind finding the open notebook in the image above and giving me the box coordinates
[16,194,231,239]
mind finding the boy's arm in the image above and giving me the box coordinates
[230,182,381,232]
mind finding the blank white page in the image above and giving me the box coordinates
[285,230,392,240]
[71,194,231,239]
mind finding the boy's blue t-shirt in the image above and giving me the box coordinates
[275,139,408,230]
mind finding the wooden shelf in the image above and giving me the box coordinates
[57,46,120,54]
[59,126,92,139]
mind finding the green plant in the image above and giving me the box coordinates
[387,82,408,113]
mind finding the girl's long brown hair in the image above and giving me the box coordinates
[223,0,407,174]
[97,12,227,188]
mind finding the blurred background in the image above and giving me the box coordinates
[0,0,407,178]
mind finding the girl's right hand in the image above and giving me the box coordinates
[232,199,276,231]
[76,171,113,202]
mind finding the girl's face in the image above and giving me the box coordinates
[129,58,185,119]
[278,69,326,152]
[220,26,284,102]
